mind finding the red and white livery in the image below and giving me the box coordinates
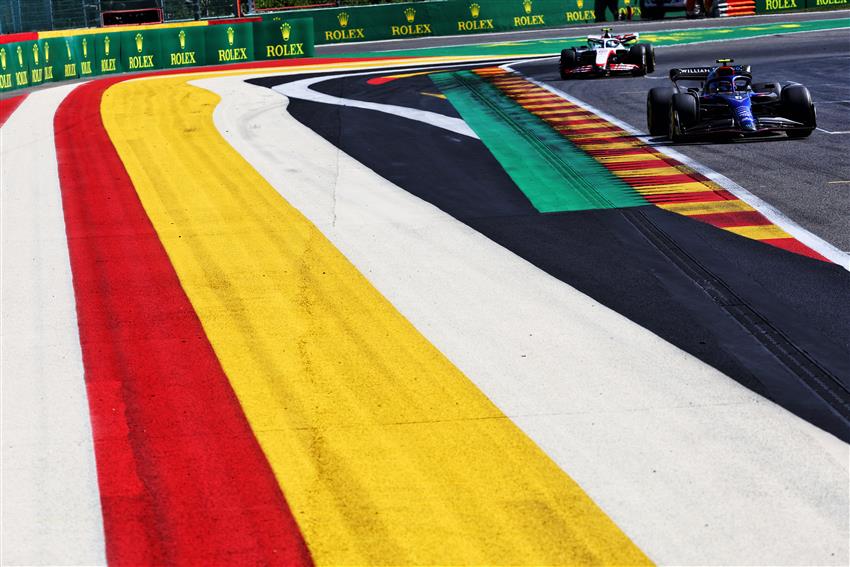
[559,28,656,79]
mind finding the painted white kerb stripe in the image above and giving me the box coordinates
[508,66,850,270]
[272,69,479,139]
[1,85,107,566]
[202,75,849,566]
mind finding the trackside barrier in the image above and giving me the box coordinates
[0,17,312,92]
[260,0,635,45]
[120,28,162,73]
[755,0,847,12]
[0,43,29,90]
[206,23,255,64]
[95,32,123,75]
[160,26,208,68]
[254,19,315,60]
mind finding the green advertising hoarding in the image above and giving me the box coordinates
[72,35,98,78]
[262,2,434,44]
[254,18,314,60]
[22,41,44,86]
[205,23,254,65]
[160,26,207,68]
[262,0,638,46]
[94,32,122,75]
[755,0,847,10]
[55,37,83,80]
[119,28,162,73]
[38,38,59,82]
[0,43,30,90]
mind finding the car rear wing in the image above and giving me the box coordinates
[669,67,713,81]
[669,65,752,82]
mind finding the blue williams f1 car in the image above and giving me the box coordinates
[646,59,816,141]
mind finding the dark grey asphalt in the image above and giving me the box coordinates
[512,29,850,252]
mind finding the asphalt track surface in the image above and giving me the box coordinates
[250,46,850,441]
[514,29,850,252]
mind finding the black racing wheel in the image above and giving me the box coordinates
[647,86,676,136]
[781,84,816,138]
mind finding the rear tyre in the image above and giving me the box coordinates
[647,87,676,136]
[669,93,699,142]
[641,43,656,73]
[781,84,816,138]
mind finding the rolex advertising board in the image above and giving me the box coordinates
[22,41,44,86]
[38,38,59,83]
[205,23,254,65]
[262,0,638,45]
[160,27,206,68]
[95,33,122,75]
[71,35,98,78]
[755,0,846,10]
[0,43,28,91]
[262,2,434,44]
[254,18,314,60]
[119,28,162,73]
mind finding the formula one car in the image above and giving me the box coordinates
[646,59,816,141]
[559,28,655,79]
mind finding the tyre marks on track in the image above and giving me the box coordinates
[54,78,313,566]
[260,67,850,442]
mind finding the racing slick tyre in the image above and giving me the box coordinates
[669,93,699,142]
[781,84,816,138]
[647,87,676,136]
[560,49,577,80]
[629,44,649,76]
[637,43,656,73]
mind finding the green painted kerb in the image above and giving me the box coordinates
[432,70,645,212]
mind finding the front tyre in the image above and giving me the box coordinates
[781,84,816,138]
[669,93,699,142]
[560,48,577,80]
[647,87,676,136]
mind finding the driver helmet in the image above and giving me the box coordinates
[715,79,733,92]
[602,28,612,38]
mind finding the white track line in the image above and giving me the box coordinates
[1,84,107,565]
[509,66,850,270]
[203,73,848,566]
[273,70,479,138]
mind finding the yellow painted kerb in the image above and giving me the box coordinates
[101,69,653,565]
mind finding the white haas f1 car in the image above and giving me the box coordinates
[559,29,655,79]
